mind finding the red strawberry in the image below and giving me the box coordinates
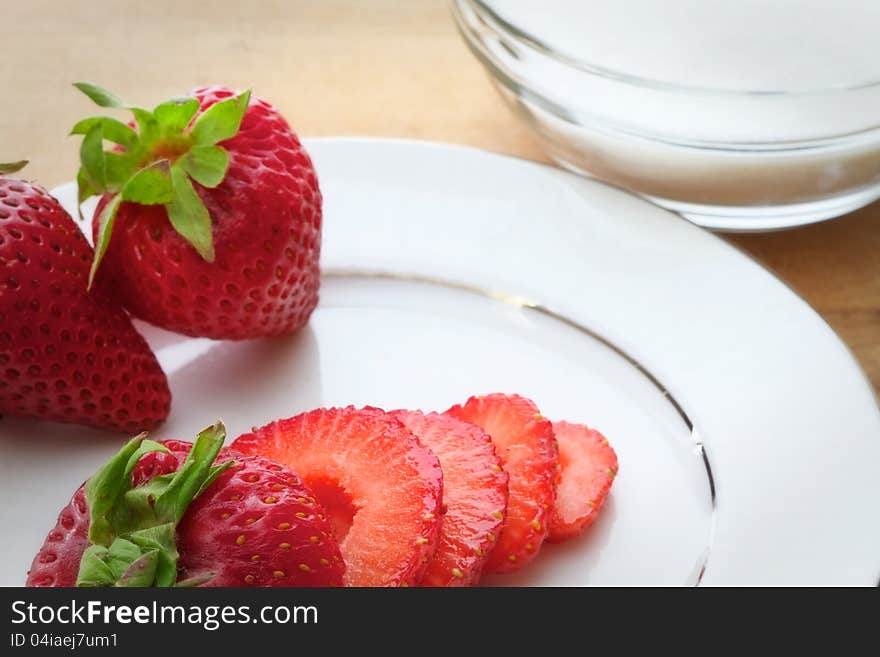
[0,162,170,432]
[391,410,508,587]
[25,487,91,587]
[129,449,179,488]
[232,407,443,587]
[174,442,343,587]
[547,421,618,542]
[71,83,321,340]
[27,422,344,587]
[446,394,558,574]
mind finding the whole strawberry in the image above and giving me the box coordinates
[72,83,322,340]
[0,161,170,432]
[27,422,344,587]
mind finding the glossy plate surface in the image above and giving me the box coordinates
[1,138,878,585]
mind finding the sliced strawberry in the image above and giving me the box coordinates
[446,394,558,574]
[391,410,508,587]
[232,407,443,587]
[169,441,345,587]
[547,421,618,542]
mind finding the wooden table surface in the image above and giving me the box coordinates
[4,0,879,393]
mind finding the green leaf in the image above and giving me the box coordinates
[71,116,137,147]
[76,545,116,587]
[190,89,251,145]
[120,472,180,540]
[181,145,229,188]
[125,471,175,501]
[73,82,129,108]
[75,168,97,221]
[105,538,145,580]
[121,161,174,205]
[116,549,160,587]
[129,524,178,587]
[76,168,94,203]
[132,108,159,145]
[154,421,226,524]
[84,434,147,546]
[0,161,28,175]
[78,538,162,587]
[123,439,171,480]
[88,193,123,288]
[154,98,200,134]
[104,152,135,192]
[164,163,215,261]
[79,123,106,191]
[197,460,235,498]
[76,422,231,588]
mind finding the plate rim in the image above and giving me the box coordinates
[309,137,880,584]
[306,135,879,406]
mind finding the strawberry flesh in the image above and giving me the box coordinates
[547,421,618,542]
[171,441,344,586]
[232,407,443,587]
[392,410,508,587]
[446,394,558,574]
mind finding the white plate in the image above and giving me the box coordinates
[2,138,879,586]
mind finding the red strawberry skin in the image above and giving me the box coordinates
[92,87,322,340]
[391,410,508,587]
[547,421,618,542]
[0,177,170,432]
[26,441,344,587]
[232,407,443,587]
[129,449,180,488]
[25,487,91,587]
[446,394,558,574]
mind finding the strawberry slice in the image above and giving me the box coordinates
[547,421,618,542]
[232,407,443,587]
[391,410,508,587]
[446,394,558,574]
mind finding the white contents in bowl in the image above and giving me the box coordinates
[489,0,880,93]
[459,0,880,229]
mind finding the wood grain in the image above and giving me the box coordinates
[3,0,878,393]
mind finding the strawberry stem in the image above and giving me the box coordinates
[70,83,251,285]
[76,421,234,587]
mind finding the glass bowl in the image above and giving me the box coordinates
[453,0,880,231]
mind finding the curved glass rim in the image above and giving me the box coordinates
[466,0,880,97]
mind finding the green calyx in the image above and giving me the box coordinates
[76,421,234,588]
[71,82,252,287]
[0,160,28,175]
